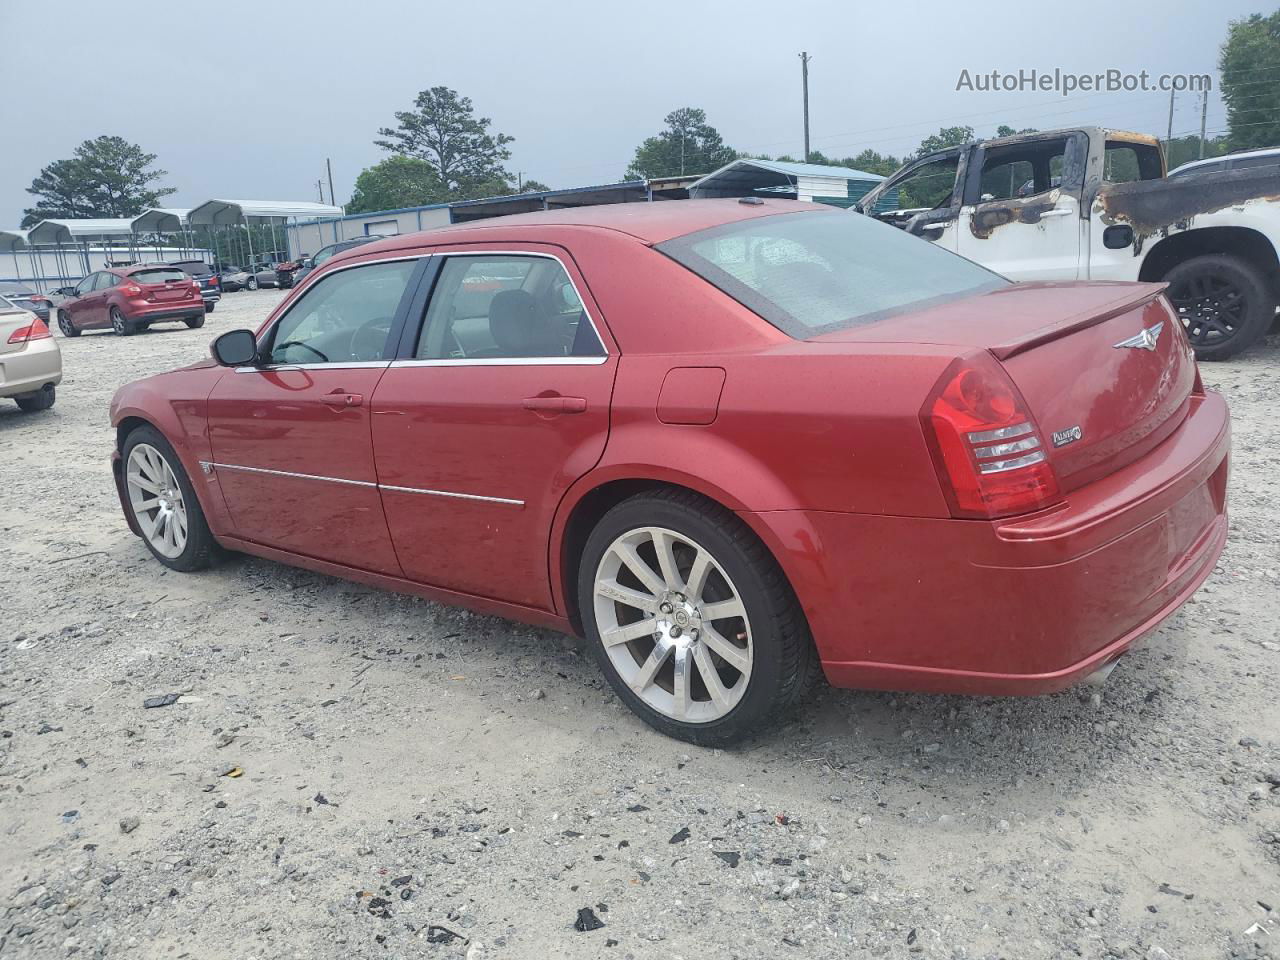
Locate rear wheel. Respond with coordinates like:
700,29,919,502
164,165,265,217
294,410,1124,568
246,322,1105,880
579,489,818,745
1164,254,1274,361
110,307,134,336
15,384,55,412
121,425,216,571
204,302,215,314
186,314,205,329
56,310,79,337
246,277,258,291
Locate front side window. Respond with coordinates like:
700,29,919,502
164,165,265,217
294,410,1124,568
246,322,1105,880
890,155,960,210
1104,141,1164,183
75,274,98,296
416,255,605,360
264,259,416,365
973,138,1069,202
658,210,1007,338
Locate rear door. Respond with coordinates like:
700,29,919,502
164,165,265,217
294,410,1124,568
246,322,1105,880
206,255,424,573
370,247,616,611
954,132,1086,281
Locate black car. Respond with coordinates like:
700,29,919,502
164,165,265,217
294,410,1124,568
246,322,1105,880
0,283,52,323
286,236,385,286
168,260,222,312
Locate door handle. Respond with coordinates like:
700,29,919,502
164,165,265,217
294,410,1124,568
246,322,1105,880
1038,207,1074,218
320,392,363,408
522,395,587,414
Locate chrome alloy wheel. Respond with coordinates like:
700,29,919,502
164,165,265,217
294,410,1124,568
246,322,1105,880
593,526,753,723
126,443,188,559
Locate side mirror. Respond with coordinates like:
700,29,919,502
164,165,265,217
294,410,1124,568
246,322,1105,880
56,286,76,296
211,329,258,367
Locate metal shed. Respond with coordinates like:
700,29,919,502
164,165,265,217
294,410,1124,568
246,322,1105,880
188,199,343,267
686,158,889,209
26,218,139,280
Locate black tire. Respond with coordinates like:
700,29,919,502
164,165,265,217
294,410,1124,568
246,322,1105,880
57,310,79,337
15,384,55,412
246,277,258,291
204,302,215,314
110,307,134,337
120,424,218,572
578,488,820,746
186,314,205,329
1164,254,1275,361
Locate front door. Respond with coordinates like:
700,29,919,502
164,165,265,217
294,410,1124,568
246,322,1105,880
862,150,963,252
206,256,422,574
66,272,104,328
371,249,616,611
953,133,1085,282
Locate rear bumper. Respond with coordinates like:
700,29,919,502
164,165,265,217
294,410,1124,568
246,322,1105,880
126,304,205,323
200,290,221,303
754,391,1231,695
0,337,62,398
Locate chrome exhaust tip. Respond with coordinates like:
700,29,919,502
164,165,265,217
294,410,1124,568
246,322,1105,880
1083,658,1120,688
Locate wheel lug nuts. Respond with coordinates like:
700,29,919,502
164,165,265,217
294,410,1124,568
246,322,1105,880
690,629,699,640
660,602,673,614
670,626,682,638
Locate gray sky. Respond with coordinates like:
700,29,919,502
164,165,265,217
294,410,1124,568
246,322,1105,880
0,0,1259,226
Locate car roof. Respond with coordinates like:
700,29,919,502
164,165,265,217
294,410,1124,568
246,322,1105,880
331,198,826,267
1171,146,1280,174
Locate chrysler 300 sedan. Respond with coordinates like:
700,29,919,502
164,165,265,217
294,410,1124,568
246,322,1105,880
108,199,1229,744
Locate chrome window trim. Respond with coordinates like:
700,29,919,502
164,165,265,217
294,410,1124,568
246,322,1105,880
413,248,611,365
204,461,523,506
248,254,426,369
234,360,391,373
390,356,607,368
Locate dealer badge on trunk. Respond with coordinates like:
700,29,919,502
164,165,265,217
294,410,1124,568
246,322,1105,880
1052,425,1083,448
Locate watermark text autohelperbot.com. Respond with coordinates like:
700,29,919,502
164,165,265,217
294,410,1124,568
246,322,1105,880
956,69,1212,97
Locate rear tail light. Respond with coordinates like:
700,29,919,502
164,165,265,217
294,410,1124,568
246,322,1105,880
921,352,1062,519
8,319,51,344
29,295,50,304
192,279,202,290
122,283,143,296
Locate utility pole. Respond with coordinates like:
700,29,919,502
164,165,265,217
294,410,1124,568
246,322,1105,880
317,179,324,203
1166,88,1175,147
326,158,336,209
800,52,812,162
517,171,524,191
1199,88,1209,159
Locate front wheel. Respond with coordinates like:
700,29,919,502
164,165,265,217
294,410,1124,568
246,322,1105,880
246,277,258,291
1164,254,1274,361
186,314,205,329
57,310,79,337
578,489,818,746
110,307,134,336
121,426,217,571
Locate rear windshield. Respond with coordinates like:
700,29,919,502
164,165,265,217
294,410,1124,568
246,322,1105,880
657,210,1007,338
133,268,189,285
171,262,212,277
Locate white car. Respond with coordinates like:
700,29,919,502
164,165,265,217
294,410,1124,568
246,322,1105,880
0,296,60,412
1169,146,1280,179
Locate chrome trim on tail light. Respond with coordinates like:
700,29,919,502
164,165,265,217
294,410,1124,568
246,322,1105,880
966,421,1033,444
972,435,1041,459
977,450,1047,474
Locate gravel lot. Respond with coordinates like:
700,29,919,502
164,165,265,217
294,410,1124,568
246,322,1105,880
2,289,1278,960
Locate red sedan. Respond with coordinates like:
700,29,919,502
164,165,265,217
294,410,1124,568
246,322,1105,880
108,200,1229,744
55,264,206,337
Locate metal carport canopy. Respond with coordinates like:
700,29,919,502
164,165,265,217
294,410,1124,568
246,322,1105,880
26,219,137,244
132,208,191,233
188,200,343,225
0,229,26,252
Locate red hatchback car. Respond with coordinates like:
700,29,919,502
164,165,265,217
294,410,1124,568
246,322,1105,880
108,200,1229,744
56,264,206,337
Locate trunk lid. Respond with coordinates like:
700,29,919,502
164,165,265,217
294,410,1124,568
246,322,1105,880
816,281,1198,489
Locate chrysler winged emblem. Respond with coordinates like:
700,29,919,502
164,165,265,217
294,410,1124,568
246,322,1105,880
1113,321,1164,352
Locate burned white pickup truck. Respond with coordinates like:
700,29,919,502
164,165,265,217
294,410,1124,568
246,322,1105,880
855,127,1280,359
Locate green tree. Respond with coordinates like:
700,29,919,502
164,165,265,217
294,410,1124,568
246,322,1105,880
995,125,1038,138
348,156,447,214
22,136,175,227
841,148,902,177
626,108,738,179
375,86,515,198
913,126,975,158
1219,9,1280,150
1165,133,1231,171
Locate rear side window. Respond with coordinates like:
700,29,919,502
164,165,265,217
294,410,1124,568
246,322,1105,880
1233,154,1279,170
132,268,188,285
1103,141,1164,183
416,255,605,360
658,211,1007,338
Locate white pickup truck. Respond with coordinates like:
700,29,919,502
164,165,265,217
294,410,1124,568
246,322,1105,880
855,127,1280,359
